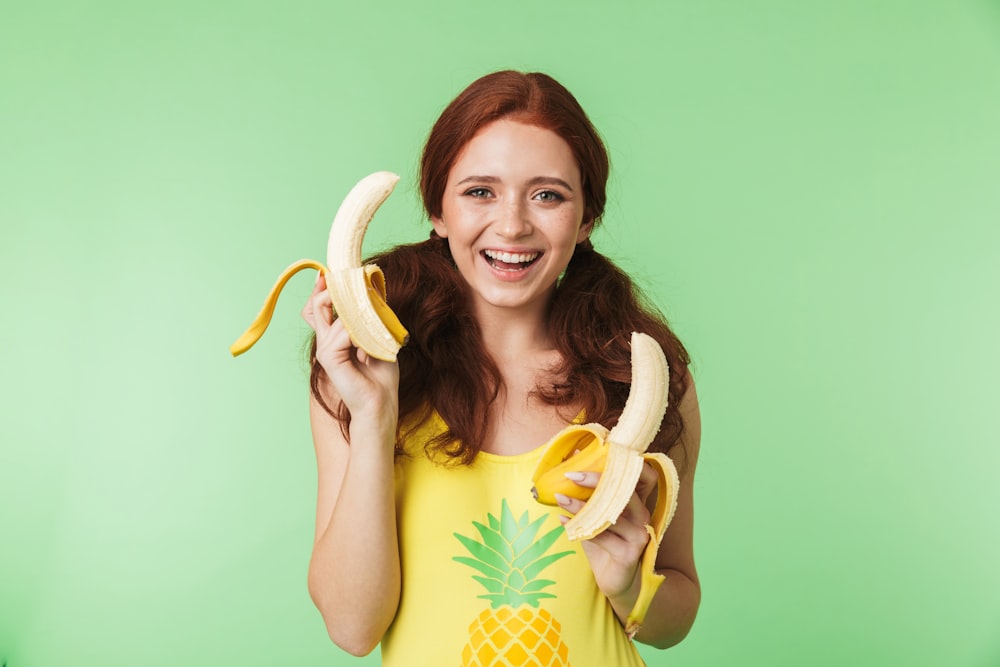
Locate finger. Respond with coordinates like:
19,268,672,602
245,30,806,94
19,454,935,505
556,471,644,521
585,495,652,551
313,311,347,353
620,488,652,528
634,461,659,505
355,342,400,376
562,484,651,543
310,288,335,335
366,351,401,388
580,524,650,578
554,493,585,516
301,272,328,328
323,317,354,355
563,471,599,489
564,463,656,504
583,518,649,552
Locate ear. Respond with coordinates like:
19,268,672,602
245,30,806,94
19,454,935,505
431,215,448,239
576,218,595,244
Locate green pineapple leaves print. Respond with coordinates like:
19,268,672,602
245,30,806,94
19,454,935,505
453,499,575,667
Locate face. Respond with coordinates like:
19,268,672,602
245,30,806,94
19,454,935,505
431,119,592,318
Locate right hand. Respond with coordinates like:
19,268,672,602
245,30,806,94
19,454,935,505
302,272,400,425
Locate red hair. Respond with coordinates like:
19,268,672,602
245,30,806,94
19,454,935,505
421,70,609,227
311,71,691,467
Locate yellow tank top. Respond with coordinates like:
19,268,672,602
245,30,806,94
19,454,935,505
381,412,647,667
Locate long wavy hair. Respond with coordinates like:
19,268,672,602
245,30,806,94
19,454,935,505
310,70,691,466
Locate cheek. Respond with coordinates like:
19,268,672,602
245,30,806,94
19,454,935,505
559,210,589,246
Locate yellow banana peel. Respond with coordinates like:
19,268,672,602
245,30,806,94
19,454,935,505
230,171,409,362
531,424,610,505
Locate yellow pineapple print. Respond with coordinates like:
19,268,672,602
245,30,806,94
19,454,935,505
453,499,574,666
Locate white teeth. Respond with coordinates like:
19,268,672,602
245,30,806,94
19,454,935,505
484,249,539,264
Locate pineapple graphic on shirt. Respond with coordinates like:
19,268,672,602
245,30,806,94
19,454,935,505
453,499,575,667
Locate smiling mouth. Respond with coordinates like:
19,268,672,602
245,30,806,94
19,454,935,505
482,249,541,271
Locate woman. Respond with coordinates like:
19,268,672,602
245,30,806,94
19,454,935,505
301,70,701,665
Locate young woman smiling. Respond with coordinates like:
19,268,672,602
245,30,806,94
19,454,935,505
301,70,701,666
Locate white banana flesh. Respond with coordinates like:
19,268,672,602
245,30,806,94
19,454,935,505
563,332,672,541
230,171,408,361
324,171,407,361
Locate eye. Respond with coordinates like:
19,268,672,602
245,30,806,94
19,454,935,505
464,187,492,199
534,190,565,203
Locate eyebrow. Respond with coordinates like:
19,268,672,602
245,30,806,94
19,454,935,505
455,175,575,192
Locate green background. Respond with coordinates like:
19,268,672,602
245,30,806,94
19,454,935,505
2,1,999,665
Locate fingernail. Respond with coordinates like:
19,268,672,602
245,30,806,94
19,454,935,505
564,472,586,482
554,493,571,507
558,515,569,525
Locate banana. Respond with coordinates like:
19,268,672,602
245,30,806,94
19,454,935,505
530,331,680,638
230,171,409,362
531,424,609,505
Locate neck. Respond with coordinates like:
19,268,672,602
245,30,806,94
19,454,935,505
474,300,554,362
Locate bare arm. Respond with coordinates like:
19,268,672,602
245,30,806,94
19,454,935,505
303,274,401,656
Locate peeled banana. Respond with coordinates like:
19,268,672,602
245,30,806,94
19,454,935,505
530,331,680,638
230,171,409,362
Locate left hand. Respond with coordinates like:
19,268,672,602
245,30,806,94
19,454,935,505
555,461,659,604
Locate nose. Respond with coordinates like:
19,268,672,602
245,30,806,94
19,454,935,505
496,197,532,239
